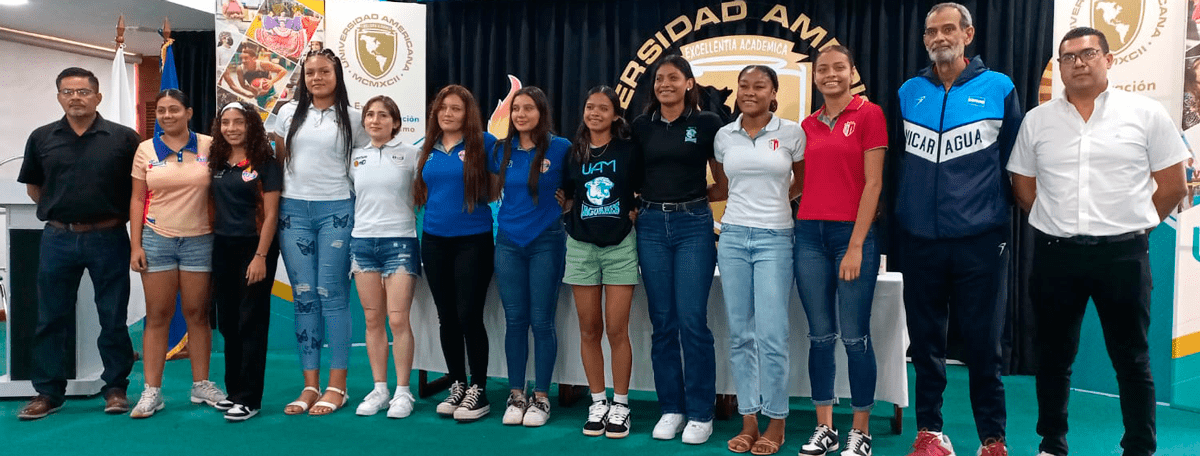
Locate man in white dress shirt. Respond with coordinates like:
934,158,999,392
1006,27,1188,456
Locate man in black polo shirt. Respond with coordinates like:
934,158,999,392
16,67,140,420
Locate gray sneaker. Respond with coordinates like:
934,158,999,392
130,386,164,419
189,380,228,408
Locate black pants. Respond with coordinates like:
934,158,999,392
1032,231,1155,456
212,235,279,410
901,226,1009,443
421,231,493,388
33,224,134,404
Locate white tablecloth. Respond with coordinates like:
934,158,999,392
410,271,908,408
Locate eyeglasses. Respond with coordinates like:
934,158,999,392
58,88,95,97
1058,48,1104,65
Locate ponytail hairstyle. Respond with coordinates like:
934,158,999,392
571,85,630,166
737,65,780,112
499,86,553,204
413,85,492,212
280,49,353,169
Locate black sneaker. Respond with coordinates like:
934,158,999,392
582,400,608,436
452,384,490,422
436,381,466,417
798,424,839,455
605,402,631,439
842,429,872,456
224,404,259,422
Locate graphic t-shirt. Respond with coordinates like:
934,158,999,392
562,138,640,247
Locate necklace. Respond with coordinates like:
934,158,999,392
589,142,610,158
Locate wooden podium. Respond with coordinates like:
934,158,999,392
0,182,105,397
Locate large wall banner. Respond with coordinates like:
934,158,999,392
326,1,427,146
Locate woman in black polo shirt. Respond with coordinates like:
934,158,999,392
208,101,282,421
631,54,726,445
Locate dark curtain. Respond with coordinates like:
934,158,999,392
420,0,1052,374
172,30,217,136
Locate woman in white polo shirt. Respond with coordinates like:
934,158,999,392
272,49,368,416
714,65,805,455
348,95,422,419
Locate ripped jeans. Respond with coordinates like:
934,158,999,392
793,220,879,411
278,197,354,371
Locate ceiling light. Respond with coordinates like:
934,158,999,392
0,0,30,6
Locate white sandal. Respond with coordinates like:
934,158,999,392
309,386,348,416
284,386,320,415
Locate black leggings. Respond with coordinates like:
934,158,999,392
421,231,493,387
212,235,279,409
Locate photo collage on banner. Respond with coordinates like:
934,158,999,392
216,0,325,125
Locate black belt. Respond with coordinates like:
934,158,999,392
642,197,708,212
1036,229,1147,246
47,219,124,233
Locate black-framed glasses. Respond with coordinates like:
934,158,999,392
1058,48,1104,65
58,88,95,97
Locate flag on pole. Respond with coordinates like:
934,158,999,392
104,44,148,327
158,38,191,360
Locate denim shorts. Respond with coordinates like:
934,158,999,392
350,237,422,278
141,226,214,273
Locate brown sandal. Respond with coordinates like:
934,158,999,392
727,433,758,453
750,435,784,456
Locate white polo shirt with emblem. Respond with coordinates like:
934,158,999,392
349,136,421,238
273,100,369,201
714,113,806,230
1006,88,1190,237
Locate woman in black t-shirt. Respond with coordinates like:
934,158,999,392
208,101,283,421
561,86,640,438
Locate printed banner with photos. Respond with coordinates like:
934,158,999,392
216,0,325,126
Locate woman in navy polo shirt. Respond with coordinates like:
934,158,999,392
272,49,368,416
716,65,805,455
349,95,422,419
208,101,282,421
413,85,497,422
490,87,570,428
794,46,886,456
631,54,726,444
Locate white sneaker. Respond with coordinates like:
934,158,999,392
582,400,609,436
387,390,414,419
841,429,872,456
522,395,551,427
502,390,527,425
1036,453,1056,456
652,413,687,440
681,420,713,444
799,424,840,455
130,385,164,419
224,403,259,421
356,387,390,416
189,380,228,408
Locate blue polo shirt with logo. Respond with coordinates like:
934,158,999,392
421,132,497,237
488,134,570,246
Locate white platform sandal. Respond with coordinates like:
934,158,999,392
309,386,348,416
284,386,321,415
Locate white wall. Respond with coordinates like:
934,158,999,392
0,39,138,183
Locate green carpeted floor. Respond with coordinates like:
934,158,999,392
1,347,1199,456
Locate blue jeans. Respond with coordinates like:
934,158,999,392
495,221,566,392
636,204,716,421
278,197,354,371
717,223,793,419
794,220,880,411
33,224,134,403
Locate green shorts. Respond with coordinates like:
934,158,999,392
563,231,639,286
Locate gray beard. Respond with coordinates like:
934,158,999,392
928,47,960,64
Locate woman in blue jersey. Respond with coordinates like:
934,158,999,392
491,87,570,428
349,95,422,419
272,49,367,416
413,85,497,422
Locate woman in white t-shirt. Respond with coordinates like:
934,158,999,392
714,65,805,455
272,49,367,416
347,95,421,419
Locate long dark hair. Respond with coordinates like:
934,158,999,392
280,49,353,168
413,85,492,212
571,86,630,166
210,101,273,171
499,86,553,204
644,54,700,115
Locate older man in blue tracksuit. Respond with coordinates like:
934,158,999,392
895,4,1023,456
